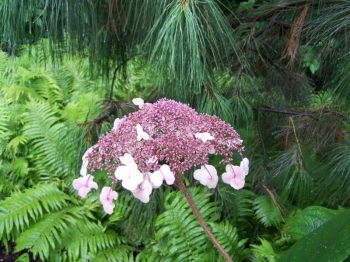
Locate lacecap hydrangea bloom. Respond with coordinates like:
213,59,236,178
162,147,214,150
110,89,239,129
73,98,249,213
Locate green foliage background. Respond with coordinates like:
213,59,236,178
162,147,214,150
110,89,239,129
1,0,350,261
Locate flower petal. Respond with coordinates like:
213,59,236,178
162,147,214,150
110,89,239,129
112,118,123,131
240,158,249,176
160,164,175,185
132,98,144,109
194,165,218,189
203,165,218,189
231,178,245,190
78,187,92,198
119,153,136,167
222,164,246,190
131,180,152,203
136,124,149,141
80,159,88,176
72,176,86,190
122,178,140,191
195,132,214,143
100,187,118,214
149,171,163,188
114,165,130,180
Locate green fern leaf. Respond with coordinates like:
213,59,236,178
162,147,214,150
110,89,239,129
250,238,278,262
253,196,282,227
15,206,85,260
0,183,71,241
22,100,77,178
152,187,218,260
209,221,248,262
64,221,132,262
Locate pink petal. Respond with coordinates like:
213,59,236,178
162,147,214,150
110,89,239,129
87,180,98,190
114,165,130,180
231,178,245,190
195,132,214,142
72,176,86,190
103,202,115,214
132,180,152,203
78,187,91,198
222,164,246,190
100,187,118,214
203,165,218,188
193,169,204,181
132,98,144,109
136,124,150,141
149,171,163,188
80,159,88,176
112,118,123,131
122,178,139,191
222,171,232,184
160,165,175,185
119,153,136,166
240,158,249,176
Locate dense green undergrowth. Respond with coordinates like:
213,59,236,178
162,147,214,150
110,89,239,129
0,45,349,261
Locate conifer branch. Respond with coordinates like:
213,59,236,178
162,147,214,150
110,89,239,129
175,175,233,262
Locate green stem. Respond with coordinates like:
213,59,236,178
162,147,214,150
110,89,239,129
175,176,233,262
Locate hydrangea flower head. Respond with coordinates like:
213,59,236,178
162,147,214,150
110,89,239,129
74,98,247,212
87,98,243,175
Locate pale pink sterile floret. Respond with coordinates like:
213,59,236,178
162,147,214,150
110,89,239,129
80,159,88,177
146,171,164,188
222,164,246,190
114,165,144,191
119,153,137,168
100,186,118,214
132,98,145,109
136,124,150,141
193,165,218,189
195,132,214,143
72,175,98,198
112,118,123,131
80,146,95,176
240,158,249,176
131,180,153,203
152,164,175,185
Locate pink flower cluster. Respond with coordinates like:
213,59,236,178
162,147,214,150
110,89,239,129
72,98,249,214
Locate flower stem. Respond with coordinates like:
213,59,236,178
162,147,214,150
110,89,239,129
175,176,233,262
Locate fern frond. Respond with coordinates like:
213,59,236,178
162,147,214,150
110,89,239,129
0,183,71,241
22,100,77,178
250,238,278,262
209,221,248,262
216,185,255,225
91,244,135,262
15,206,85,261
151,187,218,260
253,196,283,227
0,97,10,141
104,192,132,226
64,221,131,262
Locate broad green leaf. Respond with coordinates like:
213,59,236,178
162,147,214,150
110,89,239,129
278,209,350,262
283,206,340,241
